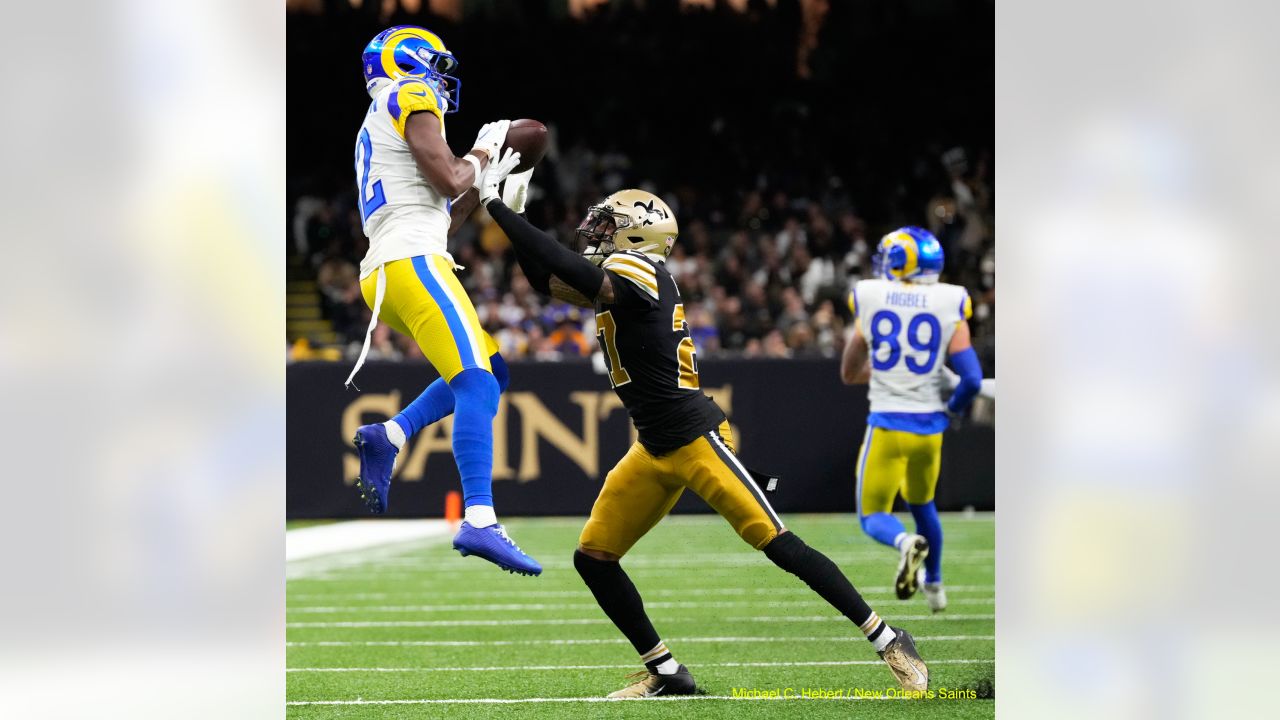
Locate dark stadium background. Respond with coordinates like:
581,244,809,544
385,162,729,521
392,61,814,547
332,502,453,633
285,0,994,518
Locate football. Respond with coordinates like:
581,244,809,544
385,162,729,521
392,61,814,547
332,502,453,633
502,118,548,173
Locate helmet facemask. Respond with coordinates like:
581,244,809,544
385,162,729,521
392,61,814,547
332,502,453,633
575,205,622,265
408,47,461,111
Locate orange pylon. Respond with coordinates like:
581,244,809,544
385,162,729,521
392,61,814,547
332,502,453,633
444,490,462,528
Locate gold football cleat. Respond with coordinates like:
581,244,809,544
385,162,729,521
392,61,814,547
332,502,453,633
879,626,929,692
606,665,698,698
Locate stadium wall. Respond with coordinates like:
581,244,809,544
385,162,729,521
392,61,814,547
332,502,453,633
287,359,994,518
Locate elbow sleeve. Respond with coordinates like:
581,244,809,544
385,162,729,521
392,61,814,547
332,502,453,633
946,347,983,414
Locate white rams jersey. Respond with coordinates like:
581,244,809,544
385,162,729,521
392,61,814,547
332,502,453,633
850,278,973,416
354,77,453,279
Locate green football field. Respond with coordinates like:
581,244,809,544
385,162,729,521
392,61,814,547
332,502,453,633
287,514,994,719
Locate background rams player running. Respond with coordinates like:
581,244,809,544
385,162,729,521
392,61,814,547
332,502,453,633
842,226,990,612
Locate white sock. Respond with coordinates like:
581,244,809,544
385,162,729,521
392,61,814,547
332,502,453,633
653,658,679,675
893,532,908,550
872,625,897,652
382,421,406,450
465,505,497,528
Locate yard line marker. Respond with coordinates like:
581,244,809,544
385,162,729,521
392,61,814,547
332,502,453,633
286,585,995,601
286,634,992,647
287,614,992,629
288,598,995,613
726,614,994,623
298,556,995,576
287,694,914,706
293,566,994,581
286,659,993,672
289,619,607,628
359,550,994,569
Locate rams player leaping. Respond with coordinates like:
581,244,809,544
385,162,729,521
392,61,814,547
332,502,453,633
343,26,540,575
478,151,928,697
839,227,985,611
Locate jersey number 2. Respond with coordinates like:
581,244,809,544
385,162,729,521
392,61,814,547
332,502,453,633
868,310,941,375
672,304,700,389
594,304,700,390
355,128,386,223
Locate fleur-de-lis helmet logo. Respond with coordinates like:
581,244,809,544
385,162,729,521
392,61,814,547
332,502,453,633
634,200,668,227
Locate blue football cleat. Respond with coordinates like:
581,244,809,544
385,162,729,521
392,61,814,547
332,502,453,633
453,522,542,576
352,424,398,514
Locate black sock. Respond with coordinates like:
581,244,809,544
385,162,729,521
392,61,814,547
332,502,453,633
573,550,673,671
763,531,892,645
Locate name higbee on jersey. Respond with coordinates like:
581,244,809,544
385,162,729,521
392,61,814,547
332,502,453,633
883,289,931,310
596,250,723,455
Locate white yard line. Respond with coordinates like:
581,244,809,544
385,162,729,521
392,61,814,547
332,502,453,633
726,614,994,623
287,635,993,647
288,694,917,706
296,568,995,581
286,520,453,562
288,598,995,613
294,564,996,581
350,553,995,571
287,614,992,629
287,658,993,672
287,584,995,601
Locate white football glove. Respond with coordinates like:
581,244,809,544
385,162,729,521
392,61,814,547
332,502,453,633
479,148,523,204
501,167,535,213
470,119,511,163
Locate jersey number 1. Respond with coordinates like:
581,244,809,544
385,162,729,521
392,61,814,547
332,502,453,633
355,128,386,223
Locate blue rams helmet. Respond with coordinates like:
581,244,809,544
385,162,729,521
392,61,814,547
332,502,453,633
874,226,944,282
361,26,461,112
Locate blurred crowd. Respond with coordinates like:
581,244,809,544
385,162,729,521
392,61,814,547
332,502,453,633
287,0,994,368
290,141,993,365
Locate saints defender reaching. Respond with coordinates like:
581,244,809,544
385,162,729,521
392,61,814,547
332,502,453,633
840,227,985,611
344,26,539,575
478,151,928,697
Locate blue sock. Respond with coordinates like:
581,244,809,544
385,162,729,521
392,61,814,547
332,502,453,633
448,367,500,508
860,512,906,549
391,378,453,438
909,501,943,583
392,353,509,439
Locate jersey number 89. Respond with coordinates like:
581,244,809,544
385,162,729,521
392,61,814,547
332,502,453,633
868,309,941,375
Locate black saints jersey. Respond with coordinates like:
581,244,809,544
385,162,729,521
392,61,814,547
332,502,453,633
595,250,725,455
